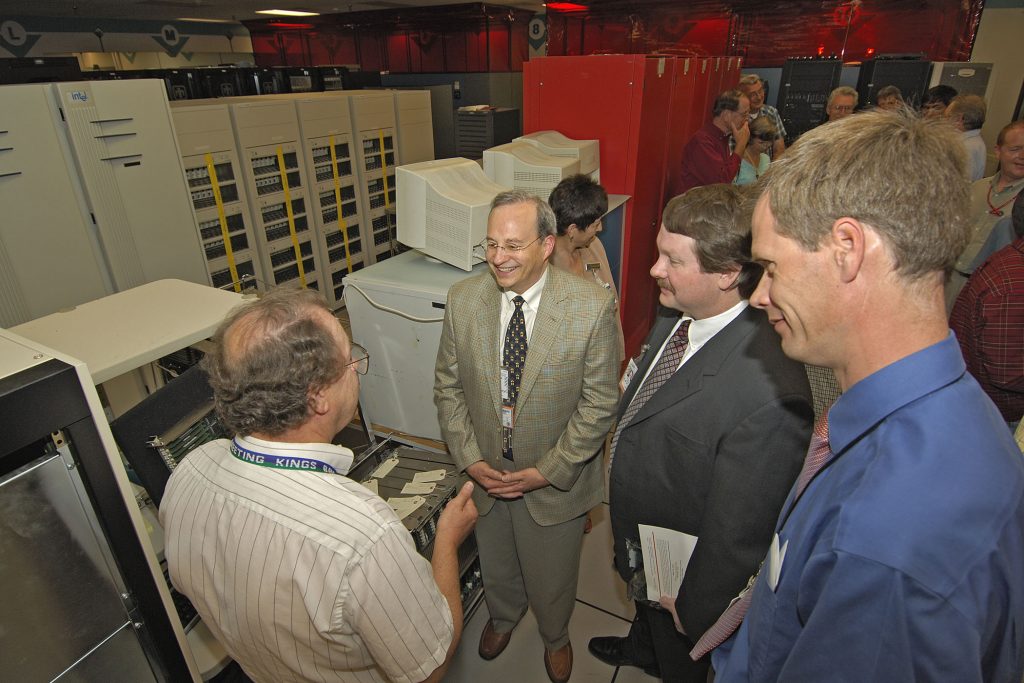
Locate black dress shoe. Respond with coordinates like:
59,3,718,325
587,635,661,677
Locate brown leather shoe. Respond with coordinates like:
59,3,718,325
544,642,573,683
478,619,512,660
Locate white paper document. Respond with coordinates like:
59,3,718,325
412,469,447,483
401,482,436,495
638,524,699,602
387,496,425,520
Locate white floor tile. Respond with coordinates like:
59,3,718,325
576,504,633,621
444,599,630,682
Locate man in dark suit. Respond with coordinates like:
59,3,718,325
588,184,813,682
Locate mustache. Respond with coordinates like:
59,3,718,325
655,278,672,291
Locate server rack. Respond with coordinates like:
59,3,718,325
393,90,435,165
343,91,401,265
170,103,263,293
0,330,198,682
776,58,843,144
455,107,520,159
54,80,208,293
292,94,369,307
0,83,112,328
523,55,742,358
856,56,932,109
227,100,324,293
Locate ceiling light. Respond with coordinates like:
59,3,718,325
176,17,239,23
255,9,321,16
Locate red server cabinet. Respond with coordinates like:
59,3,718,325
524,54,675,358
663,56,742,199
524,54,740,358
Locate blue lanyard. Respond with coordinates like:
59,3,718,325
230,439,338,474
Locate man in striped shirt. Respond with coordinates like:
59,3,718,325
161,288,477,683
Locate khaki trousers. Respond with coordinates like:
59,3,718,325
475,497,586,650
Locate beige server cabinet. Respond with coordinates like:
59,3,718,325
170,103,263,294
54,80,208,292
0,84,112,328
227,99,325,294
393,90,435,166
292,95,369,307
342,91,400,265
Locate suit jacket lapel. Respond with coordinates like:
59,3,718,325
473,276,502,414
629,306,760,427
620,313,679,416
517,266,564,408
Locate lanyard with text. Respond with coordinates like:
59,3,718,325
230,439,339,474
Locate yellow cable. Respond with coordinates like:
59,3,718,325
378,130,391,209
276,146,307,288
204,153,240,293
328,134,354,273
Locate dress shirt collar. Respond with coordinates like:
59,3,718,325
502,265,548,311
686,300,748,354
989,173,1024,196
962,129,982,140
702,120,731,140
828,333,966,455
234,434,356,475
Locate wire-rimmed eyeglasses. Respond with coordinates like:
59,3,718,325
346,343,370,375
475,235,543,257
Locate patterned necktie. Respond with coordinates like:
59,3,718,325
609,320,691,465
502,296,527,461
689,412,832,661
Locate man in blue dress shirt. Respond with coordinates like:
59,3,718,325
710,109,1024,681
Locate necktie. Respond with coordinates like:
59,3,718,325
689,413,832,661
502,296,527,461
609,320,691,465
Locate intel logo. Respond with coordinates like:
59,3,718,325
69,91,88,102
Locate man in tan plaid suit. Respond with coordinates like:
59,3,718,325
434,190,620,683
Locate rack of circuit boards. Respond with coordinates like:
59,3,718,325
349,436,484,617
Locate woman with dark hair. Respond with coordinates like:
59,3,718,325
549,174,624,357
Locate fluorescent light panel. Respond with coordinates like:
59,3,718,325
255,9,321,16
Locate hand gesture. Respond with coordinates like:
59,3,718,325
436,481,478,546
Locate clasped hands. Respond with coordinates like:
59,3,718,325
466,460,548,499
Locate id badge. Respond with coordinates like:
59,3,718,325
620,357,638,393
500,365,510,402
501,404,514,429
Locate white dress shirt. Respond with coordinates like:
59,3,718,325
499,266,548,355
636,300,748,389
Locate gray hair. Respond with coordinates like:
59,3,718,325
827,86,859,108
948,95,986,131
203,287,345,436
490,190,557,238
738,74,763,88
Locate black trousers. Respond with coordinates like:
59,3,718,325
629,601,711,683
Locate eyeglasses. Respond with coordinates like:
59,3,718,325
830,105,854,113
345,343,369,376
477,235,543,256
